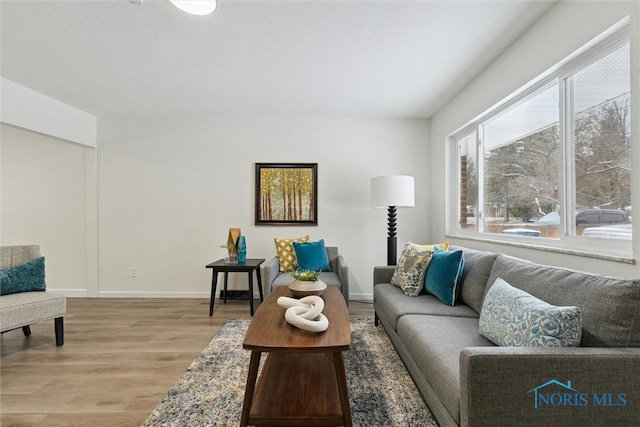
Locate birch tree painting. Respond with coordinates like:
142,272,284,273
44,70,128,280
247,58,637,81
255,163,318,225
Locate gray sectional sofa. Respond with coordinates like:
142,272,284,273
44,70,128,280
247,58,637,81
374,245,640,427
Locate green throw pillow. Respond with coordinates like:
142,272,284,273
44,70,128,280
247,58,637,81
0,257,47,296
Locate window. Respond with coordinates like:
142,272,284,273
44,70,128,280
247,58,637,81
570,43,631,237
483,83,560,237
451,27,632,257
457,130,477,230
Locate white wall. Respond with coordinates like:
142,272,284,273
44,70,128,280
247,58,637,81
1,123,98,295
429,0,640,278
98,117,429,299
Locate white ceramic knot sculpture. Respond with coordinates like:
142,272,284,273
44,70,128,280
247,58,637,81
277,295,329,332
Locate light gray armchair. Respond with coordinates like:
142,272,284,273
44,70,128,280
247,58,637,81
261,246,349,304
0,245,66,346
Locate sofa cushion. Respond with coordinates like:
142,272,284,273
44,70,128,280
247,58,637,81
0,291,66,332
480,278,582,347
486,255,640,347
293,239,331,272
0,245,41,270
450,246,499,314
374,283,478,330
425,248,464,306
274,235,310,272
391,242,433,297
397,314,494,424
0,257,46,296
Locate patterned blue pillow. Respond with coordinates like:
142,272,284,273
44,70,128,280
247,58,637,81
479,278,582,347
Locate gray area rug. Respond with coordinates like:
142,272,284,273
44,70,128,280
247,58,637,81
142,318,436,426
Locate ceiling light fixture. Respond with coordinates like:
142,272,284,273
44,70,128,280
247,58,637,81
169,0,217,16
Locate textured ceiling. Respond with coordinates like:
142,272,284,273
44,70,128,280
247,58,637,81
1,0,555,118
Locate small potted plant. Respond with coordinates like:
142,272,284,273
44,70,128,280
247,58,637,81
288,269,327,297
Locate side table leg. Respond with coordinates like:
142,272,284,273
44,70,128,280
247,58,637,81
240,351,262,427
334,352,353,427
209,270,219,316
223,272,229,303
256,268,264,302
248,271,255,316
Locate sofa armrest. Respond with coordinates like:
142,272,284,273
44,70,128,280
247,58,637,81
460,346,640,426
336,255,349,304
260,256,280,297
373,266,395,285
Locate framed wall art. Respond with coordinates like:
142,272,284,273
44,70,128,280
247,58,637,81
255,163,318,226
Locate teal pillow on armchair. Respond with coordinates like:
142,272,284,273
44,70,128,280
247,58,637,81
293,239,331,272
0,256,47,296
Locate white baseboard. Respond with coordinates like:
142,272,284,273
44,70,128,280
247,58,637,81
48,288,92,297
97,291,210,298
349,293,373,302
61,290,374,301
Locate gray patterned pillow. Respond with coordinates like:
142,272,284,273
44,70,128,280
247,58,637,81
390,242,433,297
479,278,582,347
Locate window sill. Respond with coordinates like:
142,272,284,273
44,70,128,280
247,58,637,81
446,233,636,265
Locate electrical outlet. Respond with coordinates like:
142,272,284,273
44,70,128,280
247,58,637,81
131,266,138,277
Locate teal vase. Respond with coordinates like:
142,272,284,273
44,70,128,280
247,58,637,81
237,236,247,263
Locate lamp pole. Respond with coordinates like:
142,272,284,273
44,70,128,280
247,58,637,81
387,206,397,266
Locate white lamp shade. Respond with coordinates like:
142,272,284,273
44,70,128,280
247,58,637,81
370,175,415,208
170,0,217,15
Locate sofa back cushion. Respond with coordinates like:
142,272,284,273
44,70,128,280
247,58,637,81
450,246,499,313
1,245,41,269
486,255,640,347
326,246,339,272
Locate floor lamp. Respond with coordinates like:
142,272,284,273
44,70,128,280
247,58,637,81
370,175,415,266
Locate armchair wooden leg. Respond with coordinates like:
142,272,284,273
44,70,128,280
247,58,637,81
22,325,31,337
55,317,64,347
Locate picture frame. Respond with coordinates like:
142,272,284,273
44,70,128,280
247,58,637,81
255,163,318,226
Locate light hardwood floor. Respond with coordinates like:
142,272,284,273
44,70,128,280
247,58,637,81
1,297,374,427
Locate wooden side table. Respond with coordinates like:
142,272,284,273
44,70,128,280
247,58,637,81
205,258,265,316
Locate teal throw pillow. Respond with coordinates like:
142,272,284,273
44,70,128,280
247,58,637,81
293,239,331,272
424,248,464,306
0,257,47,296
479,278,582,347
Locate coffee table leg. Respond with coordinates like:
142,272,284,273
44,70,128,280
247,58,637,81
240,351,262,427
334,352,353,427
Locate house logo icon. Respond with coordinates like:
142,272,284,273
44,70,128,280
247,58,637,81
528,379,578,409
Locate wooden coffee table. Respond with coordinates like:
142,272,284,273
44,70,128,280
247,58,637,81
240,286,352,427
